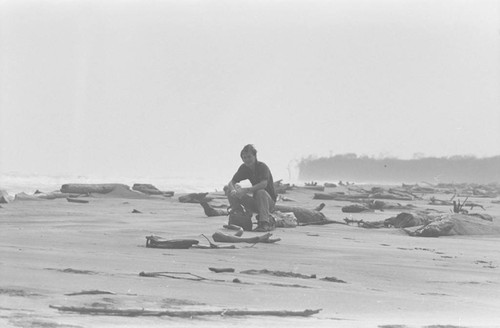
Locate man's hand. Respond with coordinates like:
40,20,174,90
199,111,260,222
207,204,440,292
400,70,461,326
234,188,248,199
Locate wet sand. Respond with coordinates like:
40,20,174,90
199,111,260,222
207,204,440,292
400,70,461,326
1,185,499,328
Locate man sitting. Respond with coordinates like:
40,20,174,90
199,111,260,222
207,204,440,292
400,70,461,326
225,144,277,232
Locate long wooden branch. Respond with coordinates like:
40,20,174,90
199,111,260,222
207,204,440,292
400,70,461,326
298,220,346,226
49,305,321,317
212,231,281,244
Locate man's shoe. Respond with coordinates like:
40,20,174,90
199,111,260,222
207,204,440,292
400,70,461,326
253,220,275,232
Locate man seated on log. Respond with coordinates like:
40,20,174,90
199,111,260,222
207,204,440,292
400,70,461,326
225,144,277,232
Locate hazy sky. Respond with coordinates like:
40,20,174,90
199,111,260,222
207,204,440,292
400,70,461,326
1,0,499,182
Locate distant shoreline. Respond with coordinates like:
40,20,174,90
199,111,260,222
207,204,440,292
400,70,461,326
298,155,500,184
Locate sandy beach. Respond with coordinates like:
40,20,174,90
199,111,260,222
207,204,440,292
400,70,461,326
1,183,500,328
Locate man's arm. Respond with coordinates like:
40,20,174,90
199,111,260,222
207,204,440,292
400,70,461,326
226,180,239,195
242,180,267,194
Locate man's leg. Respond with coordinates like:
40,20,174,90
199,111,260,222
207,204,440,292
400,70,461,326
254,190,275,224
226,192,257,231
227,192,256,214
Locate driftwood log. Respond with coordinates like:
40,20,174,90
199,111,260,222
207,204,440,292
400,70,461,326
60,184,129,194
132,184,174,197
66,197,89,204
341,204,370,213
65,290,115,296
299,220,346,226
313,193,369,201
178,193,212,203
212,231,280,244
297,185,325,192
209,267,235,273
200,202,228,217
274,204,326,224
49,305,321,317
145,236,199,249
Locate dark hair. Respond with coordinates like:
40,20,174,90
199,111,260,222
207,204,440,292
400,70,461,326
240,144,257,157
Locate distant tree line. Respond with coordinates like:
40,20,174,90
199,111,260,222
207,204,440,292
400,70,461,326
297,154,500,184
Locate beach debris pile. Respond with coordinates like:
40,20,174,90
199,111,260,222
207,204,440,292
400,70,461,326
345,211,500,237
145,226,281,249
3,183,176,201
314,185,416,201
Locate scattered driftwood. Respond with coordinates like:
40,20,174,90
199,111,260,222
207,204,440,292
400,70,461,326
66,197,89,204
315,186,415,202
429,197,485,211
45,268,98,275
428,197,454,206
209,267,235,273
313,193,368,201
320,277,347,283
345,212,433,229
65,290,115,296
145,236,199,249
388,188,421,200
348,212,500,237
49,305,321,317
200,202,228,217
344,200,416,211
298,185,325,192
192,244,236,250
402,183,437,194
139,271,219,281
370,192,413,201
178,193,212,203
240,269,316,279
212,232,280,244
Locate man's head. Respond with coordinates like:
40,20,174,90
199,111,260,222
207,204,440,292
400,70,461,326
240,144,257,167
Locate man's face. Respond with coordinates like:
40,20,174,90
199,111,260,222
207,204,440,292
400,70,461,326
241,151,256,167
